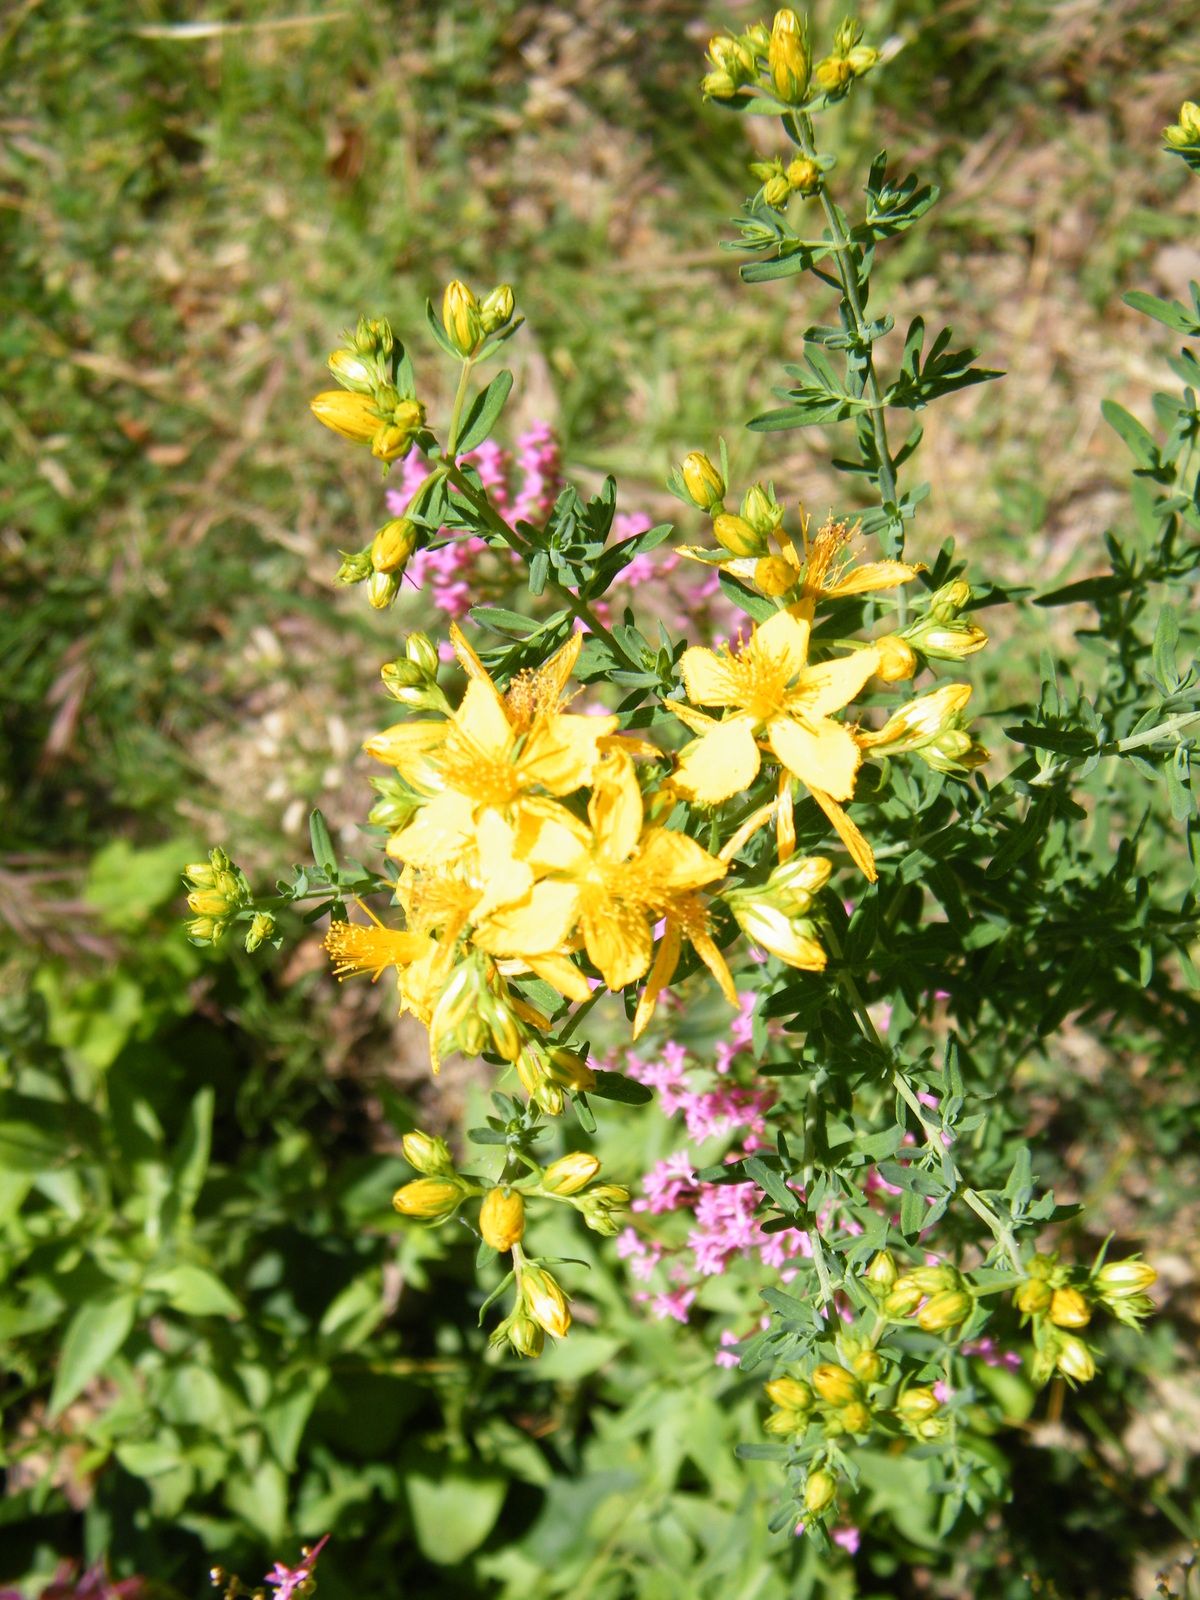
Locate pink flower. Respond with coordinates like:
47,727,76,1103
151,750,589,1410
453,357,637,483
832,1526,861,1554
714,1328,741,1368
265,1537,328,1600
651,1286,696,1323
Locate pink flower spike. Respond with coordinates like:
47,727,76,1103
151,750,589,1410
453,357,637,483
265,1537,329,1600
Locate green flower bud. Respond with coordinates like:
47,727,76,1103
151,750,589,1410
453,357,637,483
542,1152,601,1195
917,1288,973,1333
443,280,482,356
1015,1277,1053,1315
681,451,725,511
402,1130,454,1175
244,911,275,953
894,1386,940,1423
335,547,374,585
1055,1334,1096,1385
479,283,515,335
405,632,440,676
1095,1258,1157,1299
327,348,375,394
803,1468,836,1517
865,1249,899,1297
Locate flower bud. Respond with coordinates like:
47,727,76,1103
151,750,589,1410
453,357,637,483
1164,101,1200,147
917,1288,973,1333
740,483,782,536
786,157,821,195
811,1363,860,1405
371,398,425,463
1095,1258,1157,1299
894,1386,940,1423
1015,1277,1053,1315
841,1400,872,1435
803,1468,836,1517
310,389,380,442
906,1265,959,1294
367,571,401,610
850,1349,884,1384
751,556,795,596
542,1152,601,1195
507,1309,545,1358
768,9,809,103
371,517,418,575
402,1130,454,1175
874,633,918,683
700,69,737,100
393,1176,467,1222
580,1184,630,1235
244,911,275,953
913,620,988,661
479,1186,526,1252
865,1250,899,1297
916,1413,948,1441
1055,1334,1096,1384
762,173,791,208
929,579,971,618
335,547,374,585
765,1377,813,1412
763,1408,804,1436
188,888,228,918
521,1263,571,1338
859,683,974,756
405,632,440,676
351,316,393,357
846,44,879,76
767,852,832,912
681,451,725,511
479,283,515,335
1049,1287,1092,1329
882,1279,924,1318
744,22,770,54
545,1048,597,1093
726,895,826,970
186,916,219,942
814,55,852,93
709,33,754,77
443,280,482,357
327,348,375,393
184,861,217,887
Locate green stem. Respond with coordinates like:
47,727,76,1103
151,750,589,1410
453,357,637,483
442,462,644,674
445,358,475,456
792,112,907,623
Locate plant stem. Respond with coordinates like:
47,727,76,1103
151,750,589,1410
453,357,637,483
441,461,644,673
445,358,475,456
792,112,907,622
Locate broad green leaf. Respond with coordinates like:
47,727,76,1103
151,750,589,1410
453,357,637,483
49,1290,138,1418
309,809,337,875
589,1070,652,1105
455,369,514,454
146,1264,241,1319
407,1469,507,1564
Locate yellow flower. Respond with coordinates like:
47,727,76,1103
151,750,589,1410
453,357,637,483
477,753,729,1007
677,515,919,612
670,608,882,878
368,626,617,875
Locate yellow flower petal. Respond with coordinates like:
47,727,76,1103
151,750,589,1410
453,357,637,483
809,787,877,882
582,902,653,990
636,827,726,893
362,721,448,777
475,880,582,958
453,676,515,761
449,620,489,682
588,752,645,862
680,643,743,707
632,918,682,1039
673,714,762,805
386,791,477,867
745,607,811,682
524,950,594,1004
776,770,796,861
473,810,535,919
824,559,921,597
767,714,861,802
793,647,880,719
689,922,739,1004
520,710,616,795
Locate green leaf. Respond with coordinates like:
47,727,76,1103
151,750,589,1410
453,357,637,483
0,1112,63,1173
589,1070,652,1105
146,1264,242,1319
1153,604,1181,692
455,369,514,454
309,809,337,875
407,1469,507,1565
49,1290,139,1418
1123,289,1200,336
1101,399,1159,469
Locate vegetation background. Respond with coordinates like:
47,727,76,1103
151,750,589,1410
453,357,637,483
2,2,1198,1597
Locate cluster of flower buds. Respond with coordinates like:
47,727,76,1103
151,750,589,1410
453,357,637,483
1018,1252,1157,1386
183,849,274,952
870,580,987,684
857,681,989,775
749,153,822,209
763,1326,949,1524
814,17,879,96
513,1042,597,1118
311,315,426,467
867,1253,975,1335
702,11,876,106
380,633,450,715
392,1130,478,1223
441,279,517,360
724,854,831,970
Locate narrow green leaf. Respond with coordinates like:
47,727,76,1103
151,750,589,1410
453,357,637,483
455,369,514,455
309,809,336,875
49,1291,139,1418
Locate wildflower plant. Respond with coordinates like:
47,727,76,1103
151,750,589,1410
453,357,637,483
184,14,1199,1558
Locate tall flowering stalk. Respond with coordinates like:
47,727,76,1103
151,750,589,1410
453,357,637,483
181,14,1200,1556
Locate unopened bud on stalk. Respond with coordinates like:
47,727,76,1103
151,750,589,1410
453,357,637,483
371,517,418,575
545,1047,597,1093
909,619,989,661
327,348,375,393
310,389,380,442
479,1186,526,1252
894,1386,940,1423
479,283,515,334
1055,1334,1096,1384
1015,1277,1053,1316
850,1349,884,1384
765,1377,814,1412
443,280,482,356
402,1130,454,1175
1164,101,1200,148
580,1184,630,1235
741,483,783,536
875,633,919,683
681,451,725,511
846,44,879,76
865,1250,899,1297
762,172,791,208
1049,1287,1092,1329
701,69,737,99
768,9,809,103
763,1407,804,1436
351,316,393,357
371,397,425,464
335,547,374,585
725,893,826,970
1095,1258,1157,1300
803,1468,837,1517
917,1287,973,1333
811,1363,860,1405
815,55,852,93
841,1400,872,1434
244,911,275,952
906,1265,959,1294
786,156,821,195
859,683,974,756
520,1262,571,1338
367,571,401,610
405,632,440,675
542,1152,601,1195
882,1278,925,1318
392,1176,468,1223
